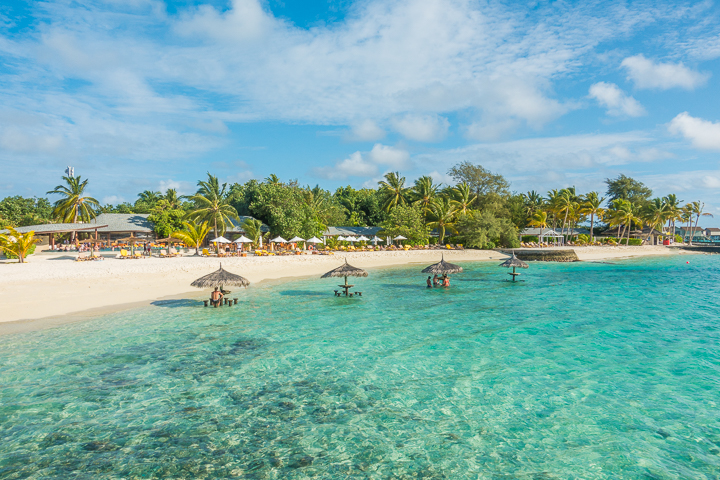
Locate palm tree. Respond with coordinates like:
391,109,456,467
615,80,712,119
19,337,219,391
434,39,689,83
171,221,211,255
411,176,440,215
528,211,548,243
138,190,162,206
186,174,240,247
663,194,683,238
265,174,281,185
242,218,264,247
687,201,713,246
164,189,181,209
450,183,477,216
579,192,605,242
46,175,100,242
552,190,575,236
680,204,693,243
523,190,544,217
426,197,458,243
608,199,642,244
0,227,40,263
378,171,408,212
642,198,670,244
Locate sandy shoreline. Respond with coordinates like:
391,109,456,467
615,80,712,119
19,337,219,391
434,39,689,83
0,245,682,333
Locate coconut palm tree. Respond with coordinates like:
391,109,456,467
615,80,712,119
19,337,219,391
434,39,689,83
411,176,440,215
138,190,162,206
552,190,575,236
0,227,40,263
663,194,683,237
579,192,605,242
186,174,240,246
378,171,408,212
687,201,713,246
164,189,181,209
523,190,544,217
450,182,477,216
171,221,211,255
426,197,458,243
46,175,100,242
265,174,281,185
642,198,670,244
242,218,264,247
608,199,642,244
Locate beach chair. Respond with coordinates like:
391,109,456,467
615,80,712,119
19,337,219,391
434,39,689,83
134,251,143,259
118,249,129,259
160,249,168,258
201,248,209,257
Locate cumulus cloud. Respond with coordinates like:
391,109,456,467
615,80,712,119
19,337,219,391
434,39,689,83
668,112,720,150
621,54,709,90
345,120,385,142
313,144,409,180
588,82,645,117
391,114,450,142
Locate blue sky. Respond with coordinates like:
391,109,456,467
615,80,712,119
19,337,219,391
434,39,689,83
1,0,720,223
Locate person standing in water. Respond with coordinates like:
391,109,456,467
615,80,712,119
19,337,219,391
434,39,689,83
426,276,433,288
433,274,440,287
442,275,450,287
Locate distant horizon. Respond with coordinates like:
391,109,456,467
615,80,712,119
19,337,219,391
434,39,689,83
2,0,720,225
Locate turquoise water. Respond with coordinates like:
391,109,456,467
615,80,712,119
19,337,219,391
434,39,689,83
1,255,720,479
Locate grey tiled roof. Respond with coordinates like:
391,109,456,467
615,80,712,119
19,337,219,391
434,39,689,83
90,214,153,233
519,228,563,237
323,226,383,236
225,216,269,233
0,223,108,235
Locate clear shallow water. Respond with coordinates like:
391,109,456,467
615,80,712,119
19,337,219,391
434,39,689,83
1,256,720,479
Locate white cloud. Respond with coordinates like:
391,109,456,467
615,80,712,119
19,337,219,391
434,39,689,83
391,114,449,142
345,120,385,141
313,144,409,179
102,195,125,205
367,144,409,168
588,82,645,117
621,54,709,90
668,112,720,150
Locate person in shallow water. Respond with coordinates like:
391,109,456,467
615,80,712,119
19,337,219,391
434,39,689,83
211,287,223,306
442,275,450,287
433,274,440,287
427,276,433,288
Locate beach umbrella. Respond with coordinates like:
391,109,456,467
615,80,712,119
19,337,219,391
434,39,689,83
210,236,231,243
191,263,250,293
270,236,287,243
346,236,358,243
357,235,369,241
307,236,324,244
288,236,305,242
421,255,463,275
321,259,368,294
156,237,183,244
79,238,103,244
115,236,147,256
372,236,384,244
336,235,346,241
499,252,529,282
393,235,407,241
234,235,253,243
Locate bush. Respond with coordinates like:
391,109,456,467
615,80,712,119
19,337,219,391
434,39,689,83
522,235,538,243
675,234,683,243
626,238,642,246
576,234,590,244
483,241,496,250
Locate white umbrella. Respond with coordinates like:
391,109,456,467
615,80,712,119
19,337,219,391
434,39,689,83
372,236,385,243
393,235,407,241
357,235,369,241
210,236,231,243
270,236,287,243
346,236,358,243
336,236,346,241
234,235,252,243
288,236,305,242
306,236,324,244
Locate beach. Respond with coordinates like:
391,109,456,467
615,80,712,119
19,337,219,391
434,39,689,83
0,245,680,330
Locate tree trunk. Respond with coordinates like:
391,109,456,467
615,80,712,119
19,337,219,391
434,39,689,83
214,217,219,253
71,206,79,243
590,213,595,243
561,209,568,236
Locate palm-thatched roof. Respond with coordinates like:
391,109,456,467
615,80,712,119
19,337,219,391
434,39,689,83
321,260,368,278
421,256,463,274
499,253,529,269
191,264,250,289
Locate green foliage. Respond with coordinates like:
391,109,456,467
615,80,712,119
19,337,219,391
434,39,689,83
576,234,591,244
186,173,240,238
148,208,186,238
46,175,100,223
0,196,53,227
334,186,386,226
4,244,36,259
0,227,40,263
380,204,429,244
521,235,538,242
605,174,652,206
675,234,682,243
171,221,211,255
484,241,496,250
241,218,264,245
378,172,409,212
456,210,519,249
506,194,528,229
447,161,510,214
101,202,137,214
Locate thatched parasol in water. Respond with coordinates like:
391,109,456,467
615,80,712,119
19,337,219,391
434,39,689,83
421,255,463,275
499,252,528,282
191,263,250,293
322,259,368,293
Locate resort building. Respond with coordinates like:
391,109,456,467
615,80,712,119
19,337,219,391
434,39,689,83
89,213,154,242
519,228,565,244
704,228,720,241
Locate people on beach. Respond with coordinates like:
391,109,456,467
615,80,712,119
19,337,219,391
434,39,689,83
211,287,223,306
426,276,432,288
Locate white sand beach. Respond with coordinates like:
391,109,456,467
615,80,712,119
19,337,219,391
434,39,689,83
0,245,682,330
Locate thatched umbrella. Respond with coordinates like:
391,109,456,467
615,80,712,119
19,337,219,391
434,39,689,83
156,237,183,244
191,263,250,293
421,255,463,275
321,259,368,295
499,252,528,282
115,236,147,255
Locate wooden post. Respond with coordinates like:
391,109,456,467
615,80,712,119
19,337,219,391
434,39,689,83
203,300,209,307
233,298,238,304
50,233,55,249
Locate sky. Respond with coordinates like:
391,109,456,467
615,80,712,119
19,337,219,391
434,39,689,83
1,0,720,223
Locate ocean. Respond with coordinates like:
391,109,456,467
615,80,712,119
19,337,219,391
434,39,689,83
1,255,719,478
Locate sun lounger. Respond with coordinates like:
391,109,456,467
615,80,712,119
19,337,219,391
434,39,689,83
134,251,143,259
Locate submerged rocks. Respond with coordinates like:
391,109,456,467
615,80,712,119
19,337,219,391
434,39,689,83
502,249,579,262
